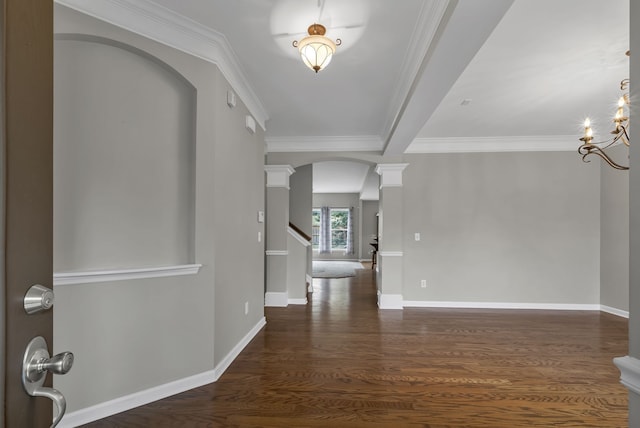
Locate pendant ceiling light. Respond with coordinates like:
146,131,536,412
293,24,341,73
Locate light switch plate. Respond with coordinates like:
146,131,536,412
258,210,264,223
226,90,236,108
245,115,256,134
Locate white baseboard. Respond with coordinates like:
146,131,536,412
402,301,602,311
288,298,308,305
614,356,640,396
264,291,288,307
600,305,629,318
59,317,266,428
214,317,266,379
378,293,404,309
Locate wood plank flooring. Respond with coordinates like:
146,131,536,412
83,266,629,427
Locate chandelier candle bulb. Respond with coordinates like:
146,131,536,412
581,118,593,143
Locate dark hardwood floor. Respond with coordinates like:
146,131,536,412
83,266,629,427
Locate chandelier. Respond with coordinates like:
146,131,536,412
578,52,630,170
293,24,341,73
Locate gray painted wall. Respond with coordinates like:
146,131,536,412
600,144,629,312
360,201,379,261
290,164,312,236
211,65,266,364
289,164,313,278
401,151,601,304
313,193,360,260
54,37,195,271
53,5,264,412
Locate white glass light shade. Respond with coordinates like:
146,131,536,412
297,35,336,73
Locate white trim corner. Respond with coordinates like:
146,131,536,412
213,317,266,380
600,305,629,318
614,356,640,396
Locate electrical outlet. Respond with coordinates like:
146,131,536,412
420,279,427,288
244,301,249,315
258,231,262,242
415,233,421,241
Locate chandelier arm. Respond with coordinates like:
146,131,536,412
582,129,628,150
578,144,629,170
619,125,631,147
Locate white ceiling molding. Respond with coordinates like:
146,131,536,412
405,136,577,154
265,136,384,153
55,0,269,131
380,0,451,141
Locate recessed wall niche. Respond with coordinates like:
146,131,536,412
54,35,196,272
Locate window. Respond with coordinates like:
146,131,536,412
312,207,351,252
330,208,349,250
312,208,321,248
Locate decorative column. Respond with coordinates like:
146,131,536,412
375,164,408,309
264,165,295,307
614,3,640,423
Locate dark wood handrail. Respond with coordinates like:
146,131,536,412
289,222,311,242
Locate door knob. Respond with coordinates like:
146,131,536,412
24,284,55,314
22,336,73,428
38,352,74,376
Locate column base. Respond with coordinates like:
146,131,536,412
378,293,403,310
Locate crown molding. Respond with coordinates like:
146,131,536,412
405,135,577,154
380,0,451,141
265,135,383,153
55,0,268,130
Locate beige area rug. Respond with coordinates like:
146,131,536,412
312,261,364,278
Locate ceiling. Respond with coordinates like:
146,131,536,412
57,0,630,198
